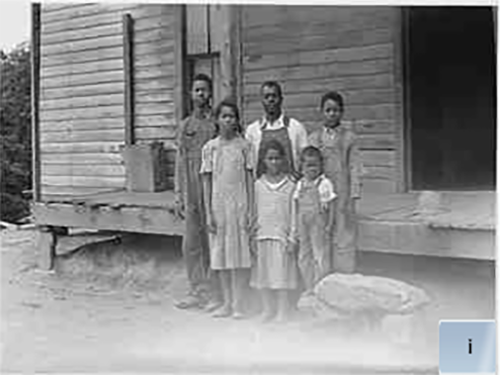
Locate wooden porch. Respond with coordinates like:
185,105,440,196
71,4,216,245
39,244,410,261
33,190,495,263
358,191,495,260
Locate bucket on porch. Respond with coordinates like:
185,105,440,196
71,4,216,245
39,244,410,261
121,142,169,193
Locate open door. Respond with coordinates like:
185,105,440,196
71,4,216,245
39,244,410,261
183,4,233,114
406,7,496,190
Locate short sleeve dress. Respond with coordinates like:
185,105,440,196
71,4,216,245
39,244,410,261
250,176,298,290
200,136,254,270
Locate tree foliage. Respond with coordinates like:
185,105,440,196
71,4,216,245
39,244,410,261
1,44,32,223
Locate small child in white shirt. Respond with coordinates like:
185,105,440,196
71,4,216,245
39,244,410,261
290,146,336,294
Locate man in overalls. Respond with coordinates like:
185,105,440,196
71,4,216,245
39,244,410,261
173,74,220,311
245,81,309,311
245,81,308,180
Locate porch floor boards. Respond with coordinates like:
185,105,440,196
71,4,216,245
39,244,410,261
44,190,176,210
43,189,495,231
359,191,495,231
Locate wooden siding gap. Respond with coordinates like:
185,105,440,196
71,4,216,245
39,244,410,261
242,6,395,28
41,4,139,29
134,25,175,44
243,59,393,84
134,56,175,70
135,115,176,128
41,23,123,46
40,129,126,144
244,73,394,95
135,103,175,116
40,109,125,123
40,118,125,132
41,143,124,154
41,72,124,90
41,3,103,18
41,3,84,13
134,14,176,31
41,175,126,188
41,93,125,109
41,35,124,57
41,47,124,67
244,43,394,71
41,153,124,165
135,77,176,92
43,164,125,177
123,13,135,146
41,58,125,79
244,28,394,55
32,3,42,202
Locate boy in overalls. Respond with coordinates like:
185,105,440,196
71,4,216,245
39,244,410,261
291,146,336,293
174,74,220,311
308,91,363,274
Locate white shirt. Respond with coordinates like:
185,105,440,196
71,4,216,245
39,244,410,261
293,174,336,204
244,113,309,169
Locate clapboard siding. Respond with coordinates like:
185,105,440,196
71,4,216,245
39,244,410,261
41,152,124,165
42,175,126,188
244,73,395,96
40,185,122,198
41,82,124,101
41,129,126,144
39,3,177,198
241,5,400,193
242,6,396,28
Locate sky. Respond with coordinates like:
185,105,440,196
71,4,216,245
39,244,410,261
0,0,30,52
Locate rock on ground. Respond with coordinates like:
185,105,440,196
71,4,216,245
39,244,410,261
314,273,430,316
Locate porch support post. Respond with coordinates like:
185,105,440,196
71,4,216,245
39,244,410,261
174,5,187,123
220,5,241,101
36,226,57,271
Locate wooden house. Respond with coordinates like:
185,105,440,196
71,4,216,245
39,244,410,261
31,4,496,269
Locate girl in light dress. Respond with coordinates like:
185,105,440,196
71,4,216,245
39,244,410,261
250,139,299,323
200,99,255,319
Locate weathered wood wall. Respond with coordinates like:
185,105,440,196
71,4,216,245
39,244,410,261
39,3,177,199
241,6,401,193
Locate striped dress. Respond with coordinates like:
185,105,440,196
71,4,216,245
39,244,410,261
251,175,298,290
200,136,254,270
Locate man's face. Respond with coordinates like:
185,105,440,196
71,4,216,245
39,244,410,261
191,79,211,108
261,85,282,117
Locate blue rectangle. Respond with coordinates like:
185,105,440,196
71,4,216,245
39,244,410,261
439,320,496,374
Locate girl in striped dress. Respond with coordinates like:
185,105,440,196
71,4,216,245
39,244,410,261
251,139,298,323
201,100,255,319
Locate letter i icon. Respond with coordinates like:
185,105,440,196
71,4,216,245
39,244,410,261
469,339,472,354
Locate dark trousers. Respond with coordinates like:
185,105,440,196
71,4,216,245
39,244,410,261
182,205,220,300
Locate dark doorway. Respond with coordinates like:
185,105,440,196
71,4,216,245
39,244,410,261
406,7,496,190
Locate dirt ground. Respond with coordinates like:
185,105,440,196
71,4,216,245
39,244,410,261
1,229,494,374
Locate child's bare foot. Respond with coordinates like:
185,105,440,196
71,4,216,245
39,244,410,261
212,304,232,318
256,311,275,323
232,311,246,320
204,300,223,313
274,312,290,324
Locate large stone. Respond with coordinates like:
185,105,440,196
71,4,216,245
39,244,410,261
313,273,430,315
